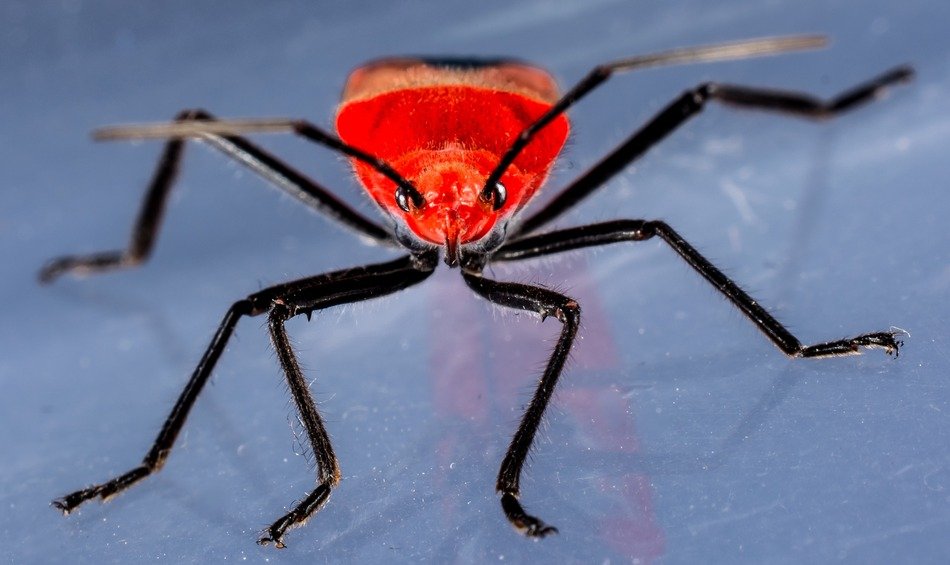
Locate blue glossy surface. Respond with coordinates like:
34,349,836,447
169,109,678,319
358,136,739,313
2,1,947,562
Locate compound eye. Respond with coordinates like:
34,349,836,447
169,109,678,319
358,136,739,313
489,181,507,210
395,185,425,213
395,187,412,212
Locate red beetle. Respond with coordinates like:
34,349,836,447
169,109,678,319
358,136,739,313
44,36,909,548
336,57,568,261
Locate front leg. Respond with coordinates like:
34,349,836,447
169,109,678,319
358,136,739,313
52,252,437,549
462,272,581,537
257,251,438,548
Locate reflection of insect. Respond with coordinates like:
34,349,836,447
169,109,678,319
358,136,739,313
43,36,911,548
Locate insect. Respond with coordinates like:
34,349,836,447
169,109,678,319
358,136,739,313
43,36,911,548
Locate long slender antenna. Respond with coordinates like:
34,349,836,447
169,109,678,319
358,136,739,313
607,35,826,72
94,118,426,209
95,35,829,214
93,118,299,141
480,35,828,207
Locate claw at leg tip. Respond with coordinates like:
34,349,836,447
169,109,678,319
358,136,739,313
525,523,559,538
51,500,69,516
257,534,286,549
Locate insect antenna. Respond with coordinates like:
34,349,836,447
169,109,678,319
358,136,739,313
479,35,828,208
94,117,426,210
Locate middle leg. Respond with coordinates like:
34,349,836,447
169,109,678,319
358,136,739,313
492,219,902,358
51,252,437,548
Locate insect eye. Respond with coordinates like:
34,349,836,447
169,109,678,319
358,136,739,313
395,188,412,212
489,181,507,210
394,184,425,213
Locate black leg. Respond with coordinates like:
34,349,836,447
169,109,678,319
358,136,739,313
52,300,249,514
257,251,437,548
39,109,397,283
53,252,438,549
492,219,902,358
462,271,581,537
512,66,912,237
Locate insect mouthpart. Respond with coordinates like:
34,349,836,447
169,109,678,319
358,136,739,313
442,211,462,267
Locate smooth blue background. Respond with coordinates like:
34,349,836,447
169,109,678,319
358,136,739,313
2,1,947,563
